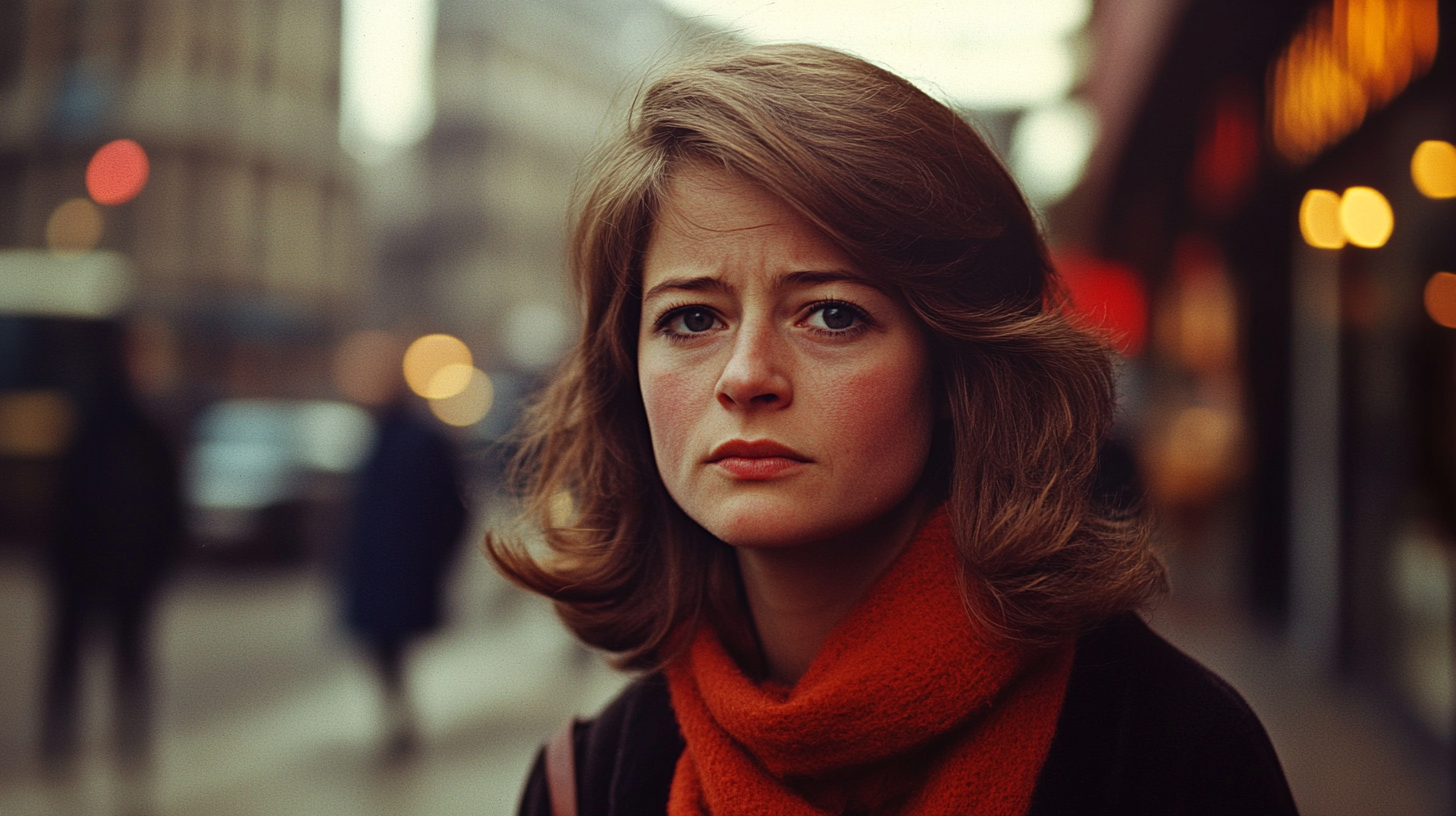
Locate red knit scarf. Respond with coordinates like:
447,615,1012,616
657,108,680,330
664,511,1074,816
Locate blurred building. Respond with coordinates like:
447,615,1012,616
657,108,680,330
1074,0,1455,757
0,0,717,555
0,0,360,553
0,0,358,399
364,0,706,384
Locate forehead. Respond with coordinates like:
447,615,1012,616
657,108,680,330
644,164,857,284
654,164,786,231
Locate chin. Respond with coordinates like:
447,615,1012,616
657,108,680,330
693,497,825,549
716,526,815,549
698,499,886,550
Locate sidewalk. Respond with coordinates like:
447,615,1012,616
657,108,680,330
1148,546,1448,816
0,531,1446,816
0,544,628,816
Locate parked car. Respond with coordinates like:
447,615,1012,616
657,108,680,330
186,399,374,566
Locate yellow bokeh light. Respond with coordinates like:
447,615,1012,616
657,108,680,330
424,362,474,399
1425,272,1456,328
1300,189,1346,249
45,197,104,253
1412,140,1456,199
428,367,493,426
402,333,472,398
1338,186,1393,248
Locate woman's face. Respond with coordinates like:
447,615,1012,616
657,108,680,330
637,164,936,549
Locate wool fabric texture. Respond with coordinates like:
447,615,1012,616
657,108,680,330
664,511,1074,816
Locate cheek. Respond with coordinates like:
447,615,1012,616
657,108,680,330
819,353,935,469
638,358,701,472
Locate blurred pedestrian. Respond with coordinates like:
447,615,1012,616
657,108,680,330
40,320,184,774
335,331,468,758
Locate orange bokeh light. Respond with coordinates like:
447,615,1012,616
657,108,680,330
45,197,104,253
86,139,150,205
1425,272,1456,329
1270,0,1439,164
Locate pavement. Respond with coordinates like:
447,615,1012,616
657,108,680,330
0,517,1447,816
1148,574,1448,816
0,532,629,816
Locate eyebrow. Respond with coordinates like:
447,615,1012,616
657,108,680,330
641,270,877,303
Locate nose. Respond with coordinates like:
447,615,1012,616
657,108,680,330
716,319,792,410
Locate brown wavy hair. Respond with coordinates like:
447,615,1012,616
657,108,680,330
485,42,1164,670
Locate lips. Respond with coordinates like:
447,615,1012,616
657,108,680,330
707,439,810,480
708,439,809,462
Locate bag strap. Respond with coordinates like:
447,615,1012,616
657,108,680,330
545,718,580,816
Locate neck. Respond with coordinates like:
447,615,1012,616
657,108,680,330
735,493,933,686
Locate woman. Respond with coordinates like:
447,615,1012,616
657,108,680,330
490,43,1296,816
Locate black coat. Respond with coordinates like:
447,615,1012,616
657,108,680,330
340,403,467,641
517,613,1298,816
48,402,184,598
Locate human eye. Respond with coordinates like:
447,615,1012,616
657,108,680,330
654,304,723,338
802,300,870,336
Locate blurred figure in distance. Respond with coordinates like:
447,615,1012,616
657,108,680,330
41,319,185,778
333,329,469,759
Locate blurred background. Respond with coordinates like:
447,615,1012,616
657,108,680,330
0,0,1453,814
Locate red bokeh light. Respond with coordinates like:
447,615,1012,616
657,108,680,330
1189,82,1260,220
86,139,150,205
1056,252,1149,357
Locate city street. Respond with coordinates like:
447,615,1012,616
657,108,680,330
0,525,1445,816
1,2,1453,815
0,520,629,816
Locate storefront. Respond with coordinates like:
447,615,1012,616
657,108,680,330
1094,0,1455,745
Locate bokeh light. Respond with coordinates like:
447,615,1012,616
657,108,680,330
1057,254,1147,357
340,0,437,163
424,362,474,400
1010,99,1099,207
1270,0,1439,164
1425,271,1456,328
44,197,103,253
1300,189,1346,249
332,329,407,406
403,333,472,398
0,390,76,457
428,367,493,426
1338,186,1393,248
293,400,376,472
1411,140,1456,199
1189,84,1261,218
1167,236,1239,374
86,139,150,205
1146,404,1243,506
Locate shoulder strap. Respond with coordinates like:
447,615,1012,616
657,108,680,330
545,718,580,816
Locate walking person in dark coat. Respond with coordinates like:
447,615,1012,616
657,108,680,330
337,333,468,757
41,321,185,774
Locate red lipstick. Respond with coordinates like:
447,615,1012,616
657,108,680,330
707,439,809,480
